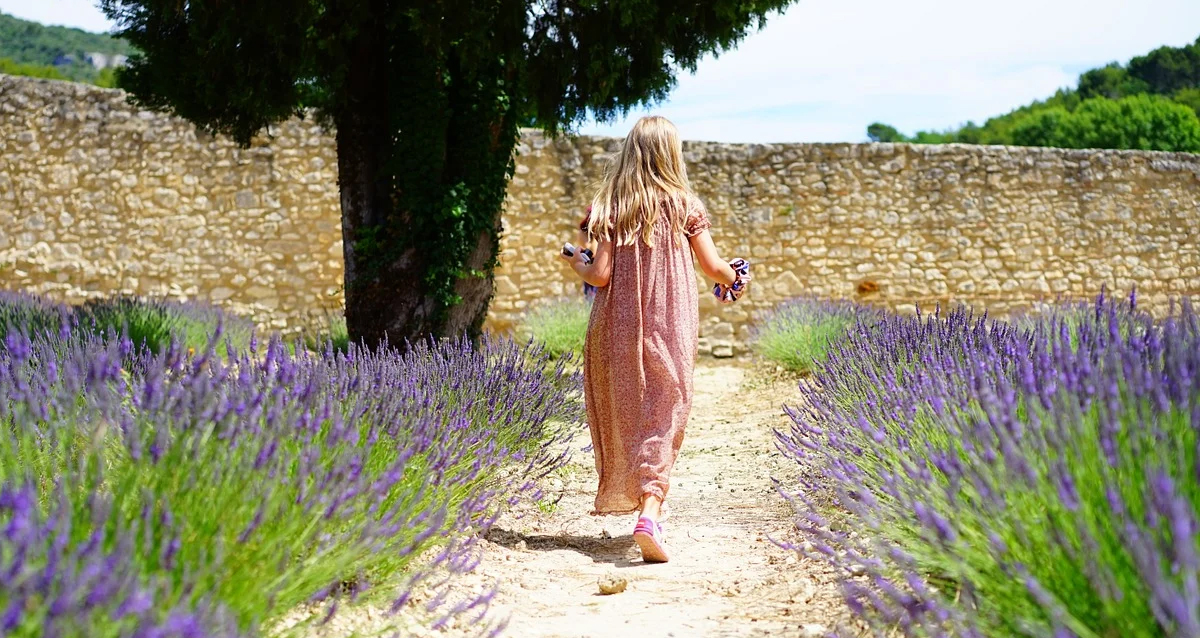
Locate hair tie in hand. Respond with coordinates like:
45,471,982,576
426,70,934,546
713,258,751,304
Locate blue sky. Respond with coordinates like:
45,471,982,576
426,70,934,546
5,0,1199,143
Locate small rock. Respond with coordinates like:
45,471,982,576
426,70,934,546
600,529,612,539
515,540,527,551
801,623,827,637
598,574,627,595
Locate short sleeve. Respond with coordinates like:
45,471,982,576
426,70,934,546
684,197,712,237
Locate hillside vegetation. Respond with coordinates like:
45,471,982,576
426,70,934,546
0,11,132,86
868,36,1200,152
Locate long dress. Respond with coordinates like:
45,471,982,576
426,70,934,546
583,194,712,515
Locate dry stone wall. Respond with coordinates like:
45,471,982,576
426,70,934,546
3,75,1200,352
0,75,343,331
497,132,1200,354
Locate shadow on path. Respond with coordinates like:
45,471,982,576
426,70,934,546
484,527,652,568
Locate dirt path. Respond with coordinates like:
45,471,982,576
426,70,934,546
457,362,851,638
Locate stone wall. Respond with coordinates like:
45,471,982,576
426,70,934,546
496,132,1200,353
3,75,1200,351
0,75,344,331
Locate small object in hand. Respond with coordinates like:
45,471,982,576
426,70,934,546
562,242,593,264
598,574,628,595
713,257,751,304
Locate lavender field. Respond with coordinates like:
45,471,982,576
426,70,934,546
775,292,1200,637
4,289,1198,638
0,294,582,636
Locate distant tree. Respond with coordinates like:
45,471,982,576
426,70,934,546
866,122,907,143
1009,106,1072,148
1010,95,1200,152
1128,37,1200,95
954,121,983,144
1174,87,1200,117
1077,63,1147,100
102,0,800,345
867,36,1200,150
908,129,956,144
1064,94,1200,151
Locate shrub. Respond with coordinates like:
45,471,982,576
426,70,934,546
516,296,591,359
778,292,1200,636
750,297,873,374
0,326,582,636
79,296,255,354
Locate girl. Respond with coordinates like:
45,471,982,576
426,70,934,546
559,115,750,563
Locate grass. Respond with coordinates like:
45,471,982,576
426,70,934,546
516,295,591,359
750,296,870,374
303,312,351,354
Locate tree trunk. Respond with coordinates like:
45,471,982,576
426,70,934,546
335,94,502,348
336,118,449,348
334,14,512,348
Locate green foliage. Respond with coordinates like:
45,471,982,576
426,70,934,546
751,297,870,374
1078,62,1149,100
101,0,800,340
517,296,591,359
867,122,906,143
1129,39,1200,95
1172,87,1200,117
303,313,351,354
0,56,67,80
871,35,1200,152
1011,95,1200,151
0,12,132,85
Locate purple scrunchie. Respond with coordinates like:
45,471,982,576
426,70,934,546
713,258,751,304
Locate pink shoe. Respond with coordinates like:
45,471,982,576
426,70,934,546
633,516,669,563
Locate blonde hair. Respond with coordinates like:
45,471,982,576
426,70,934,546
587,116,692,247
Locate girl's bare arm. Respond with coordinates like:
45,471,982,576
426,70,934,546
688,230,736,286
560,239,614,287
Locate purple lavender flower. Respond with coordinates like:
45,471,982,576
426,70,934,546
779,291,1200,637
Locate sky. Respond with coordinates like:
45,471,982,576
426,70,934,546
4,0,1199,143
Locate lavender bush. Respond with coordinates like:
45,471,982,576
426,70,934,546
779,292,1200,636
0,292,254,355
80,296,255,354
0,290,72,341
751,297,875,374
1,322,581,636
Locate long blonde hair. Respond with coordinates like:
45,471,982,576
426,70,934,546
587,116,692,247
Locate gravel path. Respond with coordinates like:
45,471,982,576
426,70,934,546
455,362,853,637
293,362,855,637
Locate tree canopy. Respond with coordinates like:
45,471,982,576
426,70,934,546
867,35,1200,152
102,0,799,344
